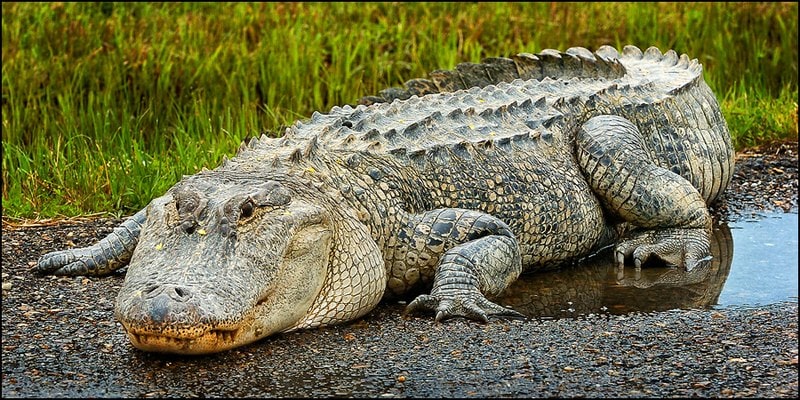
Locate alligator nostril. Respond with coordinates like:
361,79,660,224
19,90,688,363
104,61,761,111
136,285,197,325
143,285,159,296
141,285,192,301
173,287,189,299
181,220,196,235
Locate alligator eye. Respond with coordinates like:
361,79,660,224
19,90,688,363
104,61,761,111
240,200,255,219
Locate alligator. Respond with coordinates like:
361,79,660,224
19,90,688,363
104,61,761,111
36,45,735,354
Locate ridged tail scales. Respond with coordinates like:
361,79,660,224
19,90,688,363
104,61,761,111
358,46,627,105
36,208,146,276
358,44,734,207
576,115,712,272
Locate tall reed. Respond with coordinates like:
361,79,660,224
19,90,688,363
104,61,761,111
2,2,797,218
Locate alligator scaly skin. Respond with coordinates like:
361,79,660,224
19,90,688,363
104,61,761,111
36,45,734,354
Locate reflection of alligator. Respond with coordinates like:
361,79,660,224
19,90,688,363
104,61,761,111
497,224,733,318
36,45,735,354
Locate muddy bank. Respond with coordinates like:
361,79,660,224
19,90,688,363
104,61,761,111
2,142,797,398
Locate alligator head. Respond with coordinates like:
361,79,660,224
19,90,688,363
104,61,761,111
114,173,385,354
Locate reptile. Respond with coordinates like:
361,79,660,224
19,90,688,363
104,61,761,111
36,45,735,354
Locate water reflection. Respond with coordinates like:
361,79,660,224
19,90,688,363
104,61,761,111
496,224,734,318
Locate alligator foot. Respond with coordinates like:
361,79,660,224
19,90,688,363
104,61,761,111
405,290,525,323
37,248,119,276
397,209,526,323
403,232,526,323
35,209,146,276
614,227,712,272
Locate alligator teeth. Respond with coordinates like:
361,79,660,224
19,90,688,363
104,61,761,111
134,333,189,344
131,328,239,346
213,329,239,342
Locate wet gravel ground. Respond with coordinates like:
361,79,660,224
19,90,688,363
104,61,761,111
2,141,797,398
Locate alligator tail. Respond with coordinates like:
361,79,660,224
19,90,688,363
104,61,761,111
358,47,627,105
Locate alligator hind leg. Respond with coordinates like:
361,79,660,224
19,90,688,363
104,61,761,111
395,209,525,322
36,209,146,276
576,115,712,271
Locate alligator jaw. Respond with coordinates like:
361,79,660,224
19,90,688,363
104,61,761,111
118,291,285,355
123,327,244,355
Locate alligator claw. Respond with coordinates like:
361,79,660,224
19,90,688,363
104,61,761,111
405,294,437,315
435,310,450,323
405,293,525,323
614,228,711,272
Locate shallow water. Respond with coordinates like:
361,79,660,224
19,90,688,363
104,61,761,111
495,211,799,319
717,212,799,308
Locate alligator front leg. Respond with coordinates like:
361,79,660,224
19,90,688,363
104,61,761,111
576,115,712,271
394,208,524,322
36,208,146,276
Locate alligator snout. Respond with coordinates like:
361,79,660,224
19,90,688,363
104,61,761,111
116,283,214,339
142,284,194,324
116,282,243,353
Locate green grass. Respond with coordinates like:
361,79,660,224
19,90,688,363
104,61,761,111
2,2,797,218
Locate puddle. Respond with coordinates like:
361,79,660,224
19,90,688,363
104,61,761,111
717,212,799,308
496,211,798,319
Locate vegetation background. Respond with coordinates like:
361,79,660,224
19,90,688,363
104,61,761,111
2,2,797,218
